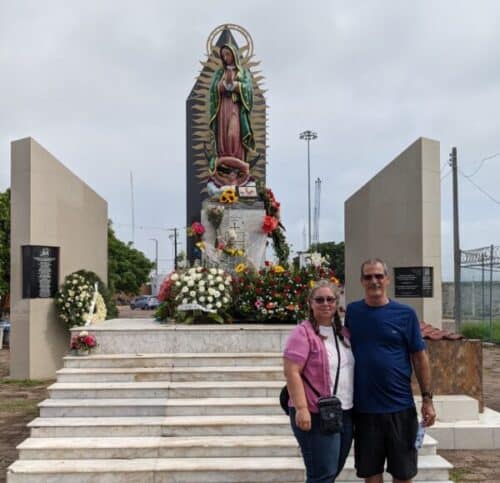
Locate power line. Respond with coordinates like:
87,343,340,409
441,169,452,181
458,169,500,205
462,152,500,178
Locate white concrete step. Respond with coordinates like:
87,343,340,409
38,397,283,417
428,407,500,449
63,352,283,368
56,365,284,382
7,454,452,482
47,380,284,399
7,457,305,482
28,415,292,437
17,435,302,459
414,395,479,422
17,434,437,460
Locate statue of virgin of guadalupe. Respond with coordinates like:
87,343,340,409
208,43,255,187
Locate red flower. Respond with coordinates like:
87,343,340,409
262,215,278,234
266,302,276,309
191,222,205,236
84,336,96,347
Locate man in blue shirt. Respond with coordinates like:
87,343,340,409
345,258,436,483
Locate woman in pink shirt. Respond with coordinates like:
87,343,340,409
284,280,354,483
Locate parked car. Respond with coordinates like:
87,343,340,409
130,295,150,310
147,296,159,310
130,295,159,310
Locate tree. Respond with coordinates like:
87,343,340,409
310,241,345,283
0,189,10,307
108,222,154,295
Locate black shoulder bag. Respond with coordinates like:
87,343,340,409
281,326,344,435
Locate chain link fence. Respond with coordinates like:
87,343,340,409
458,245,500,342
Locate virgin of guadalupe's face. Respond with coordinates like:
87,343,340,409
221,47,234,66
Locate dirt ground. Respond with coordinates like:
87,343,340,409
0,342,499,482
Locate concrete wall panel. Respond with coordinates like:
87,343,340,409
10,137,107,379
345,137,442,326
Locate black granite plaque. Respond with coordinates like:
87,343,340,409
394,267,433,298
22,246,59,298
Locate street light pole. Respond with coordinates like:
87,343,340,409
299,130,318,251
149,238,158,277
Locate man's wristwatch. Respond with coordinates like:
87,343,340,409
421,391,433,400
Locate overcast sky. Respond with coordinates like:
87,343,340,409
1,0,499,281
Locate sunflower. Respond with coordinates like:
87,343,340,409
219,188,238,204
235,263,247,273
273,265,285,273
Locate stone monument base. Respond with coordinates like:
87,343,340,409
201,200,267,272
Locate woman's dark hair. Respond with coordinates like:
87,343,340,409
308,279,342,337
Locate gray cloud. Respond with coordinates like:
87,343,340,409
1,0,499,279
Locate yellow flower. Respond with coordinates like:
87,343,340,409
219,188,238,204
236,249,245,257
235,263,246,273
273,265,285,273
195,241,206,252
309,280,315,288
330,276,340,286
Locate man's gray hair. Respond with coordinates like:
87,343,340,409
360,258,389,277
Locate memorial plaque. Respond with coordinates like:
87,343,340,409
394,267,433,298
22,246,59,298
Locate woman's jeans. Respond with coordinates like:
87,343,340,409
290,408,353,483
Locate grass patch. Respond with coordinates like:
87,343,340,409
460,321,500,343
449,467,472,482
0,399,40,413
0,378,50,387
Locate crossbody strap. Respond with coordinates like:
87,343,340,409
301,324,341,397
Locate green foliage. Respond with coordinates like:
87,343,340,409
311,241,345,282
0,189,10,300
460,321,500,343
108,222,154,295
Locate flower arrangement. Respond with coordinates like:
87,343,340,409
188,221,205,237
257,183,290,265
55,273,96,328
83,292,107,324
232,260,339,323
55,270,116,329
70,330,97,353
157,266,233,324
219,187,238,204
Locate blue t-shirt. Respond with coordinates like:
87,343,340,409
345,299,425,414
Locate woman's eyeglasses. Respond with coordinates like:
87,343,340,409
313,296,336,304
362,273,385,281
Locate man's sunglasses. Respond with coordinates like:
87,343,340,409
362,273,385,281
313,296,336,304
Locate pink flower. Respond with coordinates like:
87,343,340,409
254,299,263,309
191,222,205,235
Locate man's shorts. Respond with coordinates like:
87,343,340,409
354,407,418,480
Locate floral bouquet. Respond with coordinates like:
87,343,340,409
55,273,95,328
232,258,339,323
158,266,233,324
56,272,108,328
70,330,97,353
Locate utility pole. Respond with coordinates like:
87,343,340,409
168,228,179,270
449,146,461,330
130,171,135,245
299,130,318,251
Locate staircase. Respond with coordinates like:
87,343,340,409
7,322,452,482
